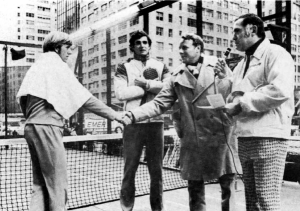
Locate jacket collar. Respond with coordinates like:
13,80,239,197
252,38,270,60
173,54,216,90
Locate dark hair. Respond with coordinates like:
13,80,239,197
129,30,152,51
181,32,204,52
235,13,265,39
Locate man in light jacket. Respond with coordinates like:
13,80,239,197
123,33,241,211
214,14,294,211
114,30,170,211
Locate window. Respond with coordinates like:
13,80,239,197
27,58,35,63
101,3,107,11
26,35,34,40
204,49,214,56
168,29,173,37
88,1,94,10
203,22,214,31
224,1,228,8
217,24,222,33
101,55,107,62
156,27,163,36
18,36,21,40
88,48,94,55
203,35,214,44
223,39,228,47
17,28,20,32
93,93,99,99
81,5,86,13
101,92,107,99
88,72,93,78
224,13,228,20
17,12,20,17
217,51,222,58
88,59,94,67
157,42,164,50
111,65,116,72
179,2,182,10
88,13,94,21
37,6,50,12
179,16,183,25
217,12,222,19
26,20,34,25
38,37,44,41
94,56,99,63
88,36,94,44
94,69,99,76
217,38,222,46
26,12,34,17
118,48,127,57
156,12,163,21
188,4,196,13
111,39,116,46
168,43,173,52
187,18,196,27
223,26,228,34
111,52,116,59
118,21,127,30
38,29,50,34
168,58,173,67
94,44,99,52
118,35,127,44
101,67,107,74
157,57,163,62
292,44,297,52
169,14,173,22
130,17,139,26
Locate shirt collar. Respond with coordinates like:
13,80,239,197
245,38,264,56
133,53,149,62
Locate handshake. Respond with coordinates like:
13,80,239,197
115,111,135,126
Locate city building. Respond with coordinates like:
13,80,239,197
0,0,58,113
59,0,254,107
260,0,300,88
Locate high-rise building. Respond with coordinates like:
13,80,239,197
61,0,254,106
0,0,57,113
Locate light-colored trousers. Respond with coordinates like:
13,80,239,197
25,124,68,211
238,138,288,211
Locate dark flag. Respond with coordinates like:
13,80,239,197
11,48,26,60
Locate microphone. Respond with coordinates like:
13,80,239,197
215,48,231,77
224,48,231,58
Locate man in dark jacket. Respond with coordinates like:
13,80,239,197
123,33,241,211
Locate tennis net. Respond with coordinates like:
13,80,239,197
0,132,186,211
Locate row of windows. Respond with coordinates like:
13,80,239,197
26,12,34,17
203,22,231,34
37,6,50,12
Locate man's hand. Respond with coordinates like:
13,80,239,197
134,77,147,89
214,58,229,79
223,102,242,117
114,113,125,124
121,111,135,126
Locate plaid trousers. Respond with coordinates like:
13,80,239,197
238,138,288,211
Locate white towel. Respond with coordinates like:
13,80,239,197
16,52,92,119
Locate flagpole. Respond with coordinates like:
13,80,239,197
3,44,8,138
